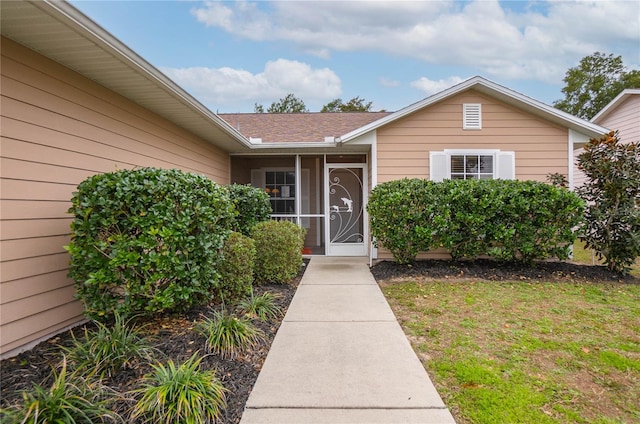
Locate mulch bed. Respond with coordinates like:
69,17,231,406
371,258,639,284
0,260,308,423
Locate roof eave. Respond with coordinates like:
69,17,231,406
1,0,251,151
591,89,640,124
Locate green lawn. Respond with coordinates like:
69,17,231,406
382,278,640,423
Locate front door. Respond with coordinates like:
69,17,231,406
326,165,367,256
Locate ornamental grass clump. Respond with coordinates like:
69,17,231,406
196,310,265,359
130,353,227,424
237,290,283,321
66,168,235,320
0,358,121,423
63,313,156,379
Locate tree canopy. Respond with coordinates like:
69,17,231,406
554,52,640,120
254,93,308,113
321,96,373,112
254,94,377,113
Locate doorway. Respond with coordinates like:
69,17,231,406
326,165,367,256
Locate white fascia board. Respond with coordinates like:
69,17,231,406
38,0,252,149
591,89,640,124
247,141,339,150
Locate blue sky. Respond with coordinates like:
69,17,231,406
70,0,640,113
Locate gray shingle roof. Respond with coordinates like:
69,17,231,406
219,112,392,143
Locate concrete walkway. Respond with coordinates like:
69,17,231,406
240,256,456,423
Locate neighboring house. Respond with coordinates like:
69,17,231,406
573,89,640,187
0,0,608,358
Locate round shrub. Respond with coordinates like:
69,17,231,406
486,180,585,263
251,220,305,284
227,184,272,236
437,179,499,260
368,178,442,264
66,168,235,320
217,232,256,300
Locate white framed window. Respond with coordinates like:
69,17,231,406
429,149,515,182
451,153,494,179
463,103,482,130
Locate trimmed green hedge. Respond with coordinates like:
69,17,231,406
218,231,256,300
368,178,585,264
251,220,306,284
227,184,272,236
66,168,234,320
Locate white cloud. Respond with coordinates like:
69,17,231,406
161,59,341,110
411,76,466,95
191,0,640,83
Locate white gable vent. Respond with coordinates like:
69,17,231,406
463,103,482,130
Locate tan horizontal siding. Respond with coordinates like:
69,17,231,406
1,253,70,282
377,89,569,183
599,96,640,143
1,108,221,176
1,303,85,355
1,235,70,261
1,218,73,240
0,37,232,356
1,284,77,325
1,157,96,185
1,200,72,220
2,179,77,202
376,140,566,151
1,50,229,177
380,126,563,137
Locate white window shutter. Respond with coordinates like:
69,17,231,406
496,151,515,180
430,151,448,181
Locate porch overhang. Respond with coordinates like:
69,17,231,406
233,141,371,155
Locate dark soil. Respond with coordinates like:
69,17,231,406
0,260,308,423
371,258,639,284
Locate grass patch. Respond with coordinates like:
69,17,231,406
382,279,640,423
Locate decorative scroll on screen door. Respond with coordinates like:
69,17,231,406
328,168,364,244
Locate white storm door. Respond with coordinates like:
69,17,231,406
325,165,367,256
